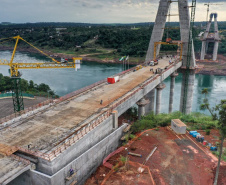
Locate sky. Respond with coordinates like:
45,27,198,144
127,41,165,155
0,0,226,23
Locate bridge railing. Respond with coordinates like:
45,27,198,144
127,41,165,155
0,99,54,124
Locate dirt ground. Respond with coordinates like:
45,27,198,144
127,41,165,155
196,54,226,76
0,96,48,119
85,127,226,185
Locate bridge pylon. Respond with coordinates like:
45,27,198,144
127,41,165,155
200,13,220,61
145,0,196,114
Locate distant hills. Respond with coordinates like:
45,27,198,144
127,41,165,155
1,21,226,28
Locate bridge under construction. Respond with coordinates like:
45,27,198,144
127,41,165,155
0,0,200,184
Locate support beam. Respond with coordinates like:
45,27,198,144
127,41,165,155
155,83,165,115
169,72,178,113
136,98,150,120
213,41,219,61
200,41,206,60
145,89,155,115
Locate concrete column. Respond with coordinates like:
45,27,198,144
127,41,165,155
169,72,178,113
179,70,195,114
145,0,170,63
136,98,150,120
112,110,118,129
205,41,209,53
155,83,166,115
200,41,206,60
178,0,196,68
213,41,219,61
145,89,155,115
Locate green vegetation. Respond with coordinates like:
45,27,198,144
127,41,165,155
120,155,128,163
0,73,58,98
131,111,217,134
2,22,226,63
200,88,226,185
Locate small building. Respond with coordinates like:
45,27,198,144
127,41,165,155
171,119,187,134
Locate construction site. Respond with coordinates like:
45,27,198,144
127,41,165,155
0,0,225,185
85,127,226,185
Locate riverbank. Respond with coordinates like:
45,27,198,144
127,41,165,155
1,46,226,75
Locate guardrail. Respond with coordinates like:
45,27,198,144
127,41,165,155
0,100,53,124
11,154,31,165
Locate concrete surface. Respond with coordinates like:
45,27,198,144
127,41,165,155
8,124,127,185
0,97,48,119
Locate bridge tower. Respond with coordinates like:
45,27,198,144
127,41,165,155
145,0,196,114
200,13,220,61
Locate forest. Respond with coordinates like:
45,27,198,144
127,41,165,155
0,22,226,58
0,73,57,97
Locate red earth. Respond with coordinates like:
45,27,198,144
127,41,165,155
85,127,226,185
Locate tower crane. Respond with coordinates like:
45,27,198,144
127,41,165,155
0,35,82,112
204,2,222,23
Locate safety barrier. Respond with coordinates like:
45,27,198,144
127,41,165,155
0,99,53,124
11,154,31,165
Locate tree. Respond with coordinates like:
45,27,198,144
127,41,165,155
200,88,226,185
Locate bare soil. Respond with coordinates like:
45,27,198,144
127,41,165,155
196,54,226,76
85,127,226,185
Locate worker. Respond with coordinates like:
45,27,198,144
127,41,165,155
100,99,103,105
69,168,74,176
28,144,32,150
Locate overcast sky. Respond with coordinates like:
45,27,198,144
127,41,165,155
0,0,225,23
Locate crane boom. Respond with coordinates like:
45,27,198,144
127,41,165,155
204,2,223,23
0,35,82,112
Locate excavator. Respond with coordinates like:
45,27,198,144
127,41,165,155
0,35,82,112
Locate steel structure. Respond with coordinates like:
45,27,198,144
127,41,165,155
153,41,183,60
0,35,82,112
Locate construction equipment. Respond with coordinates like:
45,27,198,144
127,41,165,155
204,2,223,23
153,41,183,60
0,35,82,112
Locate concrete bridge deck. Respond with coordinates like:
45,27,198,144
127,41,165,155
0,58,181,155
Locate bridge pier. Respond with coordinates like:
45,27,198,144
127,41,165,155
169,72,178,113
180,70,195,114
213,41,219,61
156,83,166,115
112,110,118,129
136,98,150,120
145,89,155,115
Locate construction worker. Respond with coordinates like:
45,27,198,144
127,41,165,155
69,169,74,176
100,99,103,105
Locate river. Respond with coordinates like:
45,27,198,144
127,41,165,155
0,51,225,115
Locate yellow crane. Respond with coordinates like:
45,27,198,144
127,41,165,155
0,35,82,112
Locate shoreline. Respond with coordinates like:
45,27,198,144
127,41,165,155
1,46,226,76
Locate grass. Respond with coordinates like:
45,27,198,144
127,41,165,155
212,147,226,162
131,111,218,133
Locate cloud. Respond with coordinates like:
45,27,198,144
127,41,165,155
0,0,225,23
